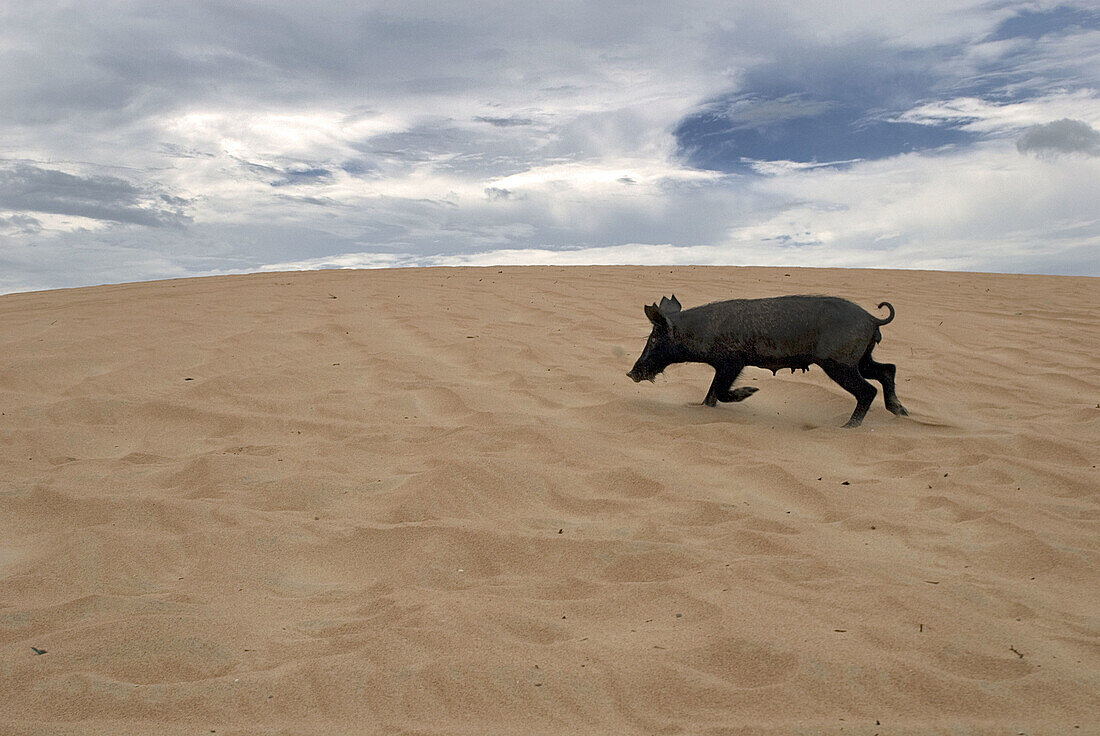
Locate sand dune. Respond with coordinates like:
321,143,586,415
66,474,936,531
1,266,1097,735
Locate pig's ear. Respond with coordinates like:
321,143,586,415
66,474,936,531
660,295,682,313
645,303,669,328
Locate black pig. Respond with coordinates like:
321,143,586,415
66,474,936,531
627,294,908,427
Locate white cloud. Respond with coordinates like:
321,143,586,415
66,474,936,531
164,109,406,161
250,138,1100,278
727,140,1100,273
895,90,1100,135
486,160,719,194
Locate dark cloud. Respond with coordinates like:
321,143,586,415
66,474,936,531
339,159,379,177
0,3,620,126
475,116,536,127
1,0,726,135
761,233,822,247
236,159,335,187
484,187,513,201
272,193,340,206
1017,119,1100,157
0,213,42,233
0,164,190,227
270,166,334,187
160,143,217,160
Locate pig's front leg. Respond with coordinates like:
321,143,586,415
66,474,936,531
703,364,752,406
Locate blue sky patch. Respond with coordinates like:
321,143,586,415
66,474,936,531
674,98,976,172
674,11,1097,174
270,166,333,187
988,4,1100,41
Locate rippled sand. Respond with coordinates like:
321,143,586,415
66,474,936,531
2,266,1097,735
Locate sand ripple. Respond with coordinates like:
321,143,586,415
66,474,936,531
2,267,1097,734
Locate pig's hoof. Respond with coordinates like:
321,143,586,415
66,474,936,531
702,397,718,407
842,417,864,428
726,386,758,402
887,402,909,416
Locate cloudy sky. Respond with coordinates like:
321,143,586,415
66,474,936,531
1,1,1098,292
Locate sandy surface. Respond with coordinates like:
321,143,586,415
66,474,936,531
1,266,1097,735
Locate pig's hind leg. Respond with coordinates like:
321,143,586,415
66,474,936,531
820,360,877,428
859,352,908,416
703,364,757,407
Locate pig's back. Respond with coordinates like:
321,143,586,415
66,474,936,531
685,295,876,364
